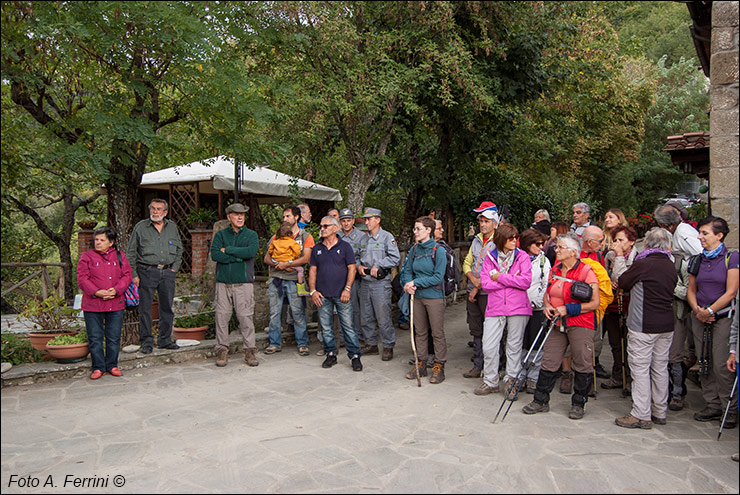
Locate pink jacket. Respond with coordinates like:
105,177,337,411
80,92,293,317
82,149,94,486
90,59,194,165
77,248,132,312
481,248,533,317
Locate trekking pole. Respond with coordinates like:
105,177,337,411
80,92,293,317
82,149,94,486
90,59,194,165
493,317,558,424
618,290,628,396
409,293,421,387
718,372,738,441
699,322,712,377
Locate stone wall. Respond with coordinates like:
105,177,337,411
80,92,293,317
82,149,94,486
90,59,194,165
710,1,739,249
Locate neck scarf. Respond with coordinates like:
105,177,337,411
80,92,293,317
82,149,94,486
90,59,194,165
635,248,671,261
498,249,516,274
703,243,724,259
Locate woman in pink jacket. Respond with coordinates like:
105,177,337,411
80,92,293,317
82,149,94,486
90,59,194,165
474,222,533,399
77,227,132,380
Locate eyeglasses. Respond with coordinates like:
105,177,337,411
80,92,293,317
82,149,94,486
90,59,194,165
554,245,569,251
413,227,426,232
319,224,334,229
589,237,605,243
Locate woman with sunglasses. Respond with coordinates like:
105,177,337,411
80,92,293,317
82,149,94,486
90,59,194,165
476,222,533,399
519,228,552,394
403,216,448,384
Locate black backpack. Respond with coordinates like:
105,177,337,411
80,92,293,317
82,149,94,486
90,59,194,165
438,241,458,296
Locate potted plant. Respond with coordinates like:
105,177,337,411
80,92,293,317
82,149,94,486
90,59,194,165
45,330,89,363
186,207,218,229
77,219,98,230
173,311,214,341
21,296,82,351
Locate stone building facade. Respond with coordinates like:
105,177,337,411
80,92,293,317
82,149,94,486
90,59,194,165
709,1,739,248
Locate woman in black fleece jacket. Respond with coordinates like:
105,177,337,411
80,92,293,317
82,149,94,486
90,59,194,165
615,227,678,429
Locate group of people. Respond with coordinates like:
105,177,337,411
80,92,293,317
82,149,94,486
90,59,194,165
76,197,739,439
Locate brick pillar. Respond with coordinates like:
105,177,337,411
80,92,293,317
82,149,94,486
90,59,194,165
77,230,95,256
190,230,213,278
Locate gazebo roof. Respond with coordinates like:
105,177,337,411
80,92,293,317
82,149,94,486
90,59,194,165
139,156,342,202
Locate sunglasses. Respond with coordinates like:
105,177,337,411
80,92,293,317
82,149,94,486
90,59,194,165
319,224,334,229
535,242,545,246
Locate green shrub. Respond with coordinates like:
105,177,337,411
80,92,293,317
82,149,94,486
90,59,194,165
48,330,88,346
1,333,45,365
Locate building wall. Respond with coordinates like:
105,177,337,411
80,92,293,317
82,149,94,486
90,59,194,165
710,1,739,249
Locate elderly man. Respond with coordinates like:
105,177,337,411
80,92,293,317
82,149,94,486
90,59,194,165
263,205,315,356
338,208,367,342
309,216,363,371
297,203,312,230
127,198,183,354
571,203,592,238
462,201,499,380
615,227,677,428
210,203,260,367
654,203,702,410
580,225,612,380
357,207,401,361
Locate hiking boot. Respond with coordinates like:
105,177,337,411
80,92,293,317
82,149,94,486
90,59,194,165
522,400,549,414
351,355,363,372
463,366,482,378
732,453,739,462
316,348,326,356
298,346,310,356
526,379,537,394
406,361,427,379
503,378,520,401
264,345,281,355
594,363,610,379
559,370,573,394
398,321,410,330
668,398,684,411
244,348,259,367
216,348,228,367
322,352,337,368
429,363,445,384
615,414,652,429
693,407,723,422
568,404,585,420
600,377,623,390
724,412,738,429
382,348,394,361
474,382,498,396
651,415,666,425
361,344,379,355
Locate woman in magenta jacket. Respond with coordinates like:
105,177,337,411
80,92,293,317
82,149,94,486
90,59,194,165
474,222,533,399
77,226,132,380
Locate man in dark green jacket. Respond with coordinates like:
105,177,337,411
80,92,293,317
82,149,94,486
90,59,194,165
210,203,260,367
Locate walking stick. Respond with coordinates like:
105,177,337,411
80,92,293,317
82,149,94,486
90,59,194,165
718,372,738,441
409,293,421,387
699,322,712,377
493,317,558,424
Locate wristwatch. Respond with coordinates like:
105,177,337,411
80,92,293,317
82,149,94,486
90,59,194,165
706,306,715,316
309,290,316,296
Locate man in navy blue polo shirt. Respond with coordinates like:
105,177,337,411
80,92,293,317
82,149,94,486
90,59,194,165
309,216,363,371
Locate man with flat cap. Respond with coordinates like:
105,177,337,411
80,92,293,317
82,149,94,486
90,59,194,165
339,208,368,342
357,207,401,360
210,203,260,367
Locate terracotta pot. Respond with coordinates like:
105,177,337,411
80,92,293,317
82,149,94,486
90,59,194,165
28,331,77,351
173,326,208,341
45,342,90,362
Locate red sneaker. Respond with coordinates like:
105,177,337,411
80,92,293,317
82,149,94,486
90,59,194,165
90,370,104,380
109,367,123,377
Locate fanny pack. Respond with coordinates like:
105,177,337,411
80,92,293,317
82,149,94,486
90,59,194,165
552,274,593,302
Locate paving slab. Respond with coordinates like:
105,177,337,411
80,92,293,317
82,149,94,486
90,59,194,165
1,300,738,493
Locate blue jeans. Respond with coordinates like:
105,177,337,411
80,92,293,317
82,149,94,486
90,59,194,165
85,310,124,372
267,279,308,348
397,292,410,324
317,297,361,357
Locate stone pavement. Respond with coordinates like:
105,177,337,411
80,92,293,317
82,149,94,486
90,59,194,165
1,301,738,494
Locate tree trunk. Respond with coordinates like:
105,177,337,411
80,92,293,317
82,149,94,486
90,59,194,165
346,164,378,215
106,145,148,251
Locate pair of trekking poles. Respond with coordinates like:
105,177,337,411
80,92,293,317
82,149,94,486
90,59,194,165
492,316,560,424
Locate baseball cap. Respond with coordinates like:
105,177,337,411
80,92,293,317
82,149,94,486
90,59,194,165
339,208,354,219
473,201,497,213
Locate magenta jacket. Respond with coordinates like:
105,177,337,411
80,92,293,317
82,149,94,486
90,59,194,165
481,248,533,317
77,248,132,312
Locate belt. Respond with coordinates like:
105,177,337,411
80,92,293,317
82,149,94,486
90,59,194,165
139,263,172,270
